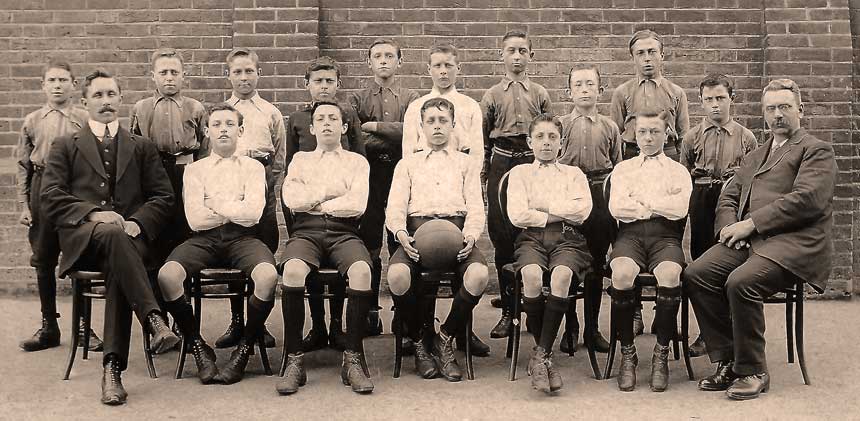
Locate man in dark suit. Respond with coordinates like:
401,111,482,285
684,79,836,401
42,69,179,406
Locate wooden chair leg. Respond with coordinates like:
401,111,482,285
795,294,810,385
464,315,474,381
279,293,289,377
393,306,402,379
508,280,521,381
259,336,272,376
142,325,157,379
175,333,188,379
786,296,795,364
564,301,576,357
63,279,82,380
583,284,601,380
681,291,695,380
604,305,617,380
82,294,92,360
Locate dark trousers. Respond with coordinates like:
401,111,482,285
688,182,722,260
684,243,794,375
28,171,61,318
359,158,399,308
259,164,279,254
579,180,616,328
155,157,191,262
79,224,161,371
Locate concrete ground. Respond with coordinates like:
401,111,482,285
0,295,857,421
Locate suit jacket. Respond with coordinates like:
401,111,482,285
42,124,174,276
715,129,836,292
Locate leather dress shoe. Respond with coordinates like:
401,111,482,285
20,316,60,352
342,350,374,394
147,313,180,354
726,373,770,400
79,320,104,352
689,335,707,358
527,346,551,394
698,360,739,391
490,297,503,309
617,344,638,392
650,343,670,392
632,308,644,336
301,326,328,352
546,354,563,392
401,337,416,356
190,337,219,384
215,313,244,349
456,331,490,357
276,353,307,395
367,310,383,336
328,320,348,351
559,327,579,354
489,308,513,339
432,331,462,382
413,338,438,379
262,325,276,348
589,330,610,353
101,356,128,405
216,339,252,384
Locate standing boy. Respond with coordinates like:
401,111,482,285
17,61,101,352
481,30,551,344
349,39,420,336
556,64,621,354
219,47,284,349
285,56,365,352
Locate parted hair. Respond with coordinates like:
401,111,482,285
310,100,343,120
628,29,663,56
208,102,244,127
699,73,735,98
42,60,75,81
367,38,402,60
428,43,459,64
528,113,563,137
226,47,259,67
81,69,120,98
763,78,802,106
420,97,455,121
151,48,184,67
304,56,341,83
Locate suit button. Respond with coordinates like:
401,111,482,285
100,182,105,187
100,200,106,205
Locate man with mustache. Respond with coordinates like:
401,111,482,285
685,79,836,400
41,69,178,405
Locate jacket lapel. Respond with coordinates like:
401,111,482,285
73,125,108,179
737,146,768,220
116,127,134,182
754,130,807,177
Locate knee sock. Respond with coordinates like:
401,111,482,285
370,258,382,310
307,281,326,330
36,267,58,318
521,295,546,346
228,281,244,321
611,288,638,347
441,287,481,338
283,286,306,354
164,296,198,340
329,283,346,330
496,263,513,310
392,289,421,342
345,288,374,352
655,286,681,346
244,296,274,343
539,294,569,351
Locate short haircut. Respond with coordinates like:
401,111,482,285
304,56,340,83
150,48,184,67
42,60,74,81
529,113,563,137
762,78,802,107
208,102,244,127
226,47,259,67
367,38,402,60
81,69,120,98
311,100,343,120
699,73,734,98
502,29,532,51
568,63,602,88
420,97,455,121
628,29,663,56
428,43,459,64
632,108,671,131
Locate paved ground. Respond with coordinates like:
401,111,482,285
0,295,857,421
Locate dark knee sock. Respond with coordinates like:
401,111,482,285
283,286,305,354
611,288,637,346
35,267,58,318
307,281,326,329
587,273,603,330
244,296,274,343
164,297,198,340
345,288,373,352
539,294,569,351
521,295,546,346
392,290,421,341
496,263,512,309
442,287,481,337
228,281,244,319
329,283,346,329
370,258,382,309
655,286,681,346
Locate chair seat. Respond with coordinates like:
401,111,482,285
198,268,244,280
67,271,106,281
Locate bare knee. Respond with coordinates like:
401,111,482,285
610,257,639,290
251,262,278,300
549,266,573,297
520,264,544,298
347,261,372,291
281,259,310,288
157,261,186,302
653,262,682,288
463,263,489,296
387,264,412,296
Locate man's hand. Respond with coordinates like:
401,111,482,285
718,219,756,249
87,211,125,226
396,230,420,262
457,235,476,262
19,208,32,226
629,190,650,209
361,122,378,133
123,220,141,238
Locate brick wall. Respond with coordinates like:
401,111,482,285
0,0,856,296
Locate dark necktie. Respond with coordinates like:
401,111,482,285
102,126,112,143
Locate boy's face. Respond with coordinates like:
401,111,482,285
701,84,732,125
309,104,347,148
368,44,400,80
42,67,76,106
527,121,562,162
306,69,338,102
228,56,259,97
634,115,668,157
762,89,803,137
420,106,454,148
428,52,459,91
151,56,184,97
501,37,531,75
631,37,663,79
568,68,600,109
206,109,243,157
82,77,121,124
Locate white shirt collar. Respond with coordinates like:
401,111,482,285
88,119,119,140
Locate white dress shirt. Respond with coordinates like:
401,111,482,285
227,92,287,176
608,153,692,223
183,154,267,231
506,161,593,229
401,87,484,168
281,147,369,218
88,119,119,141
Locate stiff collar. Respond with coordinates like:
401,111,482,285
312,146,345,158
228,92,263,111
88,119,119,139
501,76,530,91
530,159,561,171
768,128,807,150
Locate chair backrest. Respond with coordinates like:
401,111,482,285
497,169,522,240
602,173,620,244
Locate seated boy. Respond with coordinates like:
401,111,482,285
385,97,489,382
607,109,692,393
507,114,593,394
278,102,374,395
156,103,278,385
